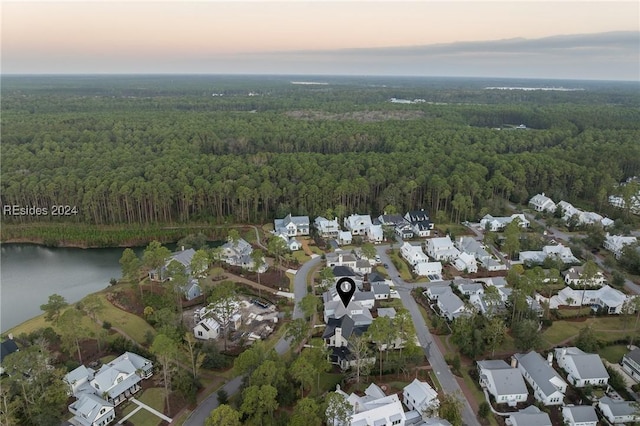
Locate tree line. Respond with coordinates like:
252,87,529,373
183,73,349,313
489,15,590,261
2,76,639,228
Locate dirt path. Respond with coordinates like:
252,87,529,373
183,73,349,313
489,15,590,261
299,238,315,257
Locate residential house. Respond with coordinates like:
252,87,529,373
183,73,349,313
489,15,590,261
562,265,605,288
221,238,267,272
453,278,484,297
68,393,115,426
550,285,628,314
182,279,202,301
326,251,358,269
621,348,640,381
529,193,557,213
366,224,384,243
505,406,552,426
414,261,443,278
276,232,302,251
274,213,310,236
337,231,353,246
598,396,640,424
404,210,434,237
425,236,460,262
314,216,341,238
562,405,598,426
352,291,376,310
354,259,373,275
395,224,415,239
372,284,391,300
456,236,507,271
323,299,373,326
193,317,221,340
437,290,468,321
323,315,368,348
480,214,530,232
401,242,429,266
402,378,439,415
519,244,579,265
555,347,609,387
604,233,638,259
377,214,409,227
149,247,196,281
453,252,478,273
344,214,373,236
512,351,567,406
556,201,609,226
477,360,528,406
609,193,640,215
424,285,452,301
328,384,406,426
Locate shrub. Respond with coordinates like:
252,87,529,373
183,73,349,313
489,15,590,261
102,321,112,330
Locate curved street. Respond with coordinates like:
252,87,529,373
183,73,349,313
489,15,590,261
376,245,480,426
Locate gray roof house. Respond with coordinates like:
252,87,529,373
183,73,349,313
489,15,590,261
149,247,196,281
90,352,153,406
402,378,439,415
622,347,640,382
68,393,115,426
477,360,528,406
555,347,609,387
562,405,598,426
437,290,468,321
505,406,552,426
274,213,310,236
598,396,640,424
513,351,566,406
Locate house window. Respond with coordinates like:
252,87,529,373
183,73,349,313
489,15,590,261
392,420,401,425
197,331,203,336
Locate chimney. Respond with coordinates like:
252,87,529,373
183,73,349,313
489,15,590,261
511,357,518,368
547,352,553,365
8,333,13,340
562,348,567,357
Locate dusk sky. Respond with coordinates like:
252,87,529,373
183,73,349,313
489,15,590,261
2,1,639,80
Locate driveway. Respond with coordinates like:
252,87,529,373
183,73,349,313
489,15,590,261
376,245,480,426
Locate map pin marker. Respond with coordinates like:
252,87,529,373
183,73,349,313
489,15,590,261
336,277,356,308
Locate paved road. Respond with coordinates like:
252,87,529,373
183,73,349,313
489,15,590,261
184,255,321,425
375,246,480,426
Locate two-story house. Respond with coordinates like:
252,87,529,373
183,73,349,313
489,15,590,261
477,360,528,407
274,213,310,236
344,214,373,236
529,193,557,213
621,348,640,381
555,347,609,387
314,216,341,238
425,236,460,262
512,351,566,406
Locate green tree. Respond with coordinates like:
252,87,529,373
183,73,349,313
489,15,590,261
205,404,242,426
167,260,189,313
438,392,463,426
285,318,310,349
367,315,394,377
325,392,352,426
478,401,491,420
184,332,205,380
208,281,239,351
318,267,335,291
40,294,68,323
143,241,171,281
234,341,266,378
81,293,104,322
119,247,141,283
485,316,507,357
299,294,319,320
512,319,542,351
251,248,265,286
151,333,179,413
268,236,288,272
575,326,600,352
291,355,315,396
241,384,279,426
58,308,88,362
361,243,376,261
347,334,373,383
191,249,210,278
503,218,521,259
289,397,322,426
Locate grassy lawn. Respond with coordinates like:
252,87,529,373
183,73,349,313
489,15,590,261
121,387,165,426
93,294,156,343
374,266,390,279
316,373,343,396
542,316,640,348
6,314,51,337
428,371,442,391
388,250,413,281
292,250,310,264
599,345,628,364
377,299,404,310
285,272,295,292
309,245,324,256
435,223,473,237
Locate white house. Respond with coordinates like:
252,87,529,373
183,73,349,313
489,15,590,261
562,405,598,426
425,236,460,262
366,224,384,243
414,262,443,278
274,213,310,236
562,265,605,288
276,232,302,251
149,247,196,281
424,285,451,301
512,351,566,406
337,231,353,246
550,285,628,314
477,360,528,407
344,214,373,236
529,193,557,213
404,210,434,237
401,242,429,265
456,236,506,271
453,252,478,273
403,378,439,415
519,244,579,265
621,348,640,382
506,406,552,426
314,216,340,238
326,251,358,269
598,396,640,424
604,233,637,259
453,279,484,296
480,213,530,231
437,291,468,321
221,238,267,272
68,393,115,426
193,317,221,340
555,347,609,387
328,384,406,426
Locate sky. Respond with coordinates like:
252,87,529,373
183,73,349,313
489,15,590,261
2,1,639,80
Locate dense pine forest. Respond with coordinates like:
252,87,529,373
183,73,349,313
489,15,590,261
2,75,639,230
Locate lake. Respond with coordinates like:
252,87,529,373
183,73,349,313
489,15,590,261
0,244,133,332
